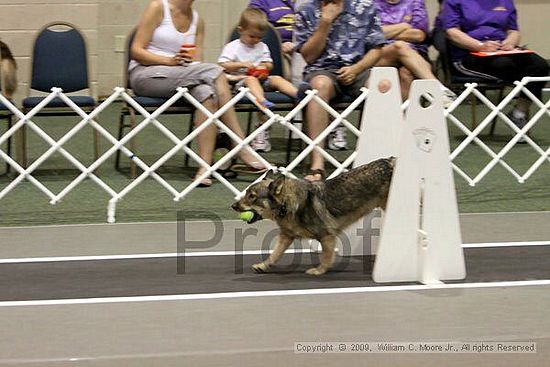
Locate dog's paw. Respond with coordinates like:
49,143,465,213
305,267,327,276
252,262,270,273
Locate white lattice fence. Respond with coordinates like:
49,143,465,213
0,75,548,222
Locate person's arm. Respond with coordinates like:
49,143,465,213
193,17,205,62
442,0,499,52
337,47,382,85
381,23,411,40
219,61,254,73
299,1,344,64
393,0,428,43
131,0,180,66
500,30,520,51
446,27,500,52
394,28,426,43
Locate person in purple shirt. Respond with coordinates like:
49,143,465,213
248,0,296,55
375,0,429,56
442,0,549,132
373,0,456,102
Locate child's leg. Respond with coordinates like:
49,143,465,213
268,75,298,98
244,76,267,104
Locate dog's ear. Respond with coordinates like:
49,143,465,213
268,175,285,198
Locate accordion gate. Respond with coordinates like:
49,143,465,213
0,74,548,223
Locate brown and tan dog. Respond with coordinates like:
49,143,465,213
0,41,17,99
232,157,395,275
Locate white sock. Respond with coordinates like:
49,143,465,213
512,108,526,119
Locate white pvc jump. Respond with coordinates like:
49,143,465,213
373,79,466,284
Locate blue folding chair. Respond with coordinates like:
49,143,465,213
116,28,195,178
21,22,99,168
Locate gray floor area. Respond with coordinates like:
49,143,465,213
1,212,550,366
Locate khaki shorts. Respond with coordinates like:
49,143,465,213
303,68,371,98
129,63,223,102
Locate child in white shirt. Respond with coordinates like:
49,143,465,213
218,8,297,152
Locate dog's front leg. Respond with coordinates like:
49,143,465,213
306,235,336,275
252,233,293,273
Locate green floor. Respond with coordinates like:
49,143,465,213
0,99,549,226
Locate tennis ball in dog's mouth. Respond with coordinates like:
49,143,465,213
239,211,254,222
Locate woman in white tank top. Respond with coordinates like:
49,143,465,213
130,0,267,186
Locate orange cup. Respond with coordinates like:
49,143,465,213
180,43,196,59
247,66,269,78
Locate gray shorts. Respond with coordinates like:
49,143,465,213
129,63,223,102
232,76,274,93
304,68,371,97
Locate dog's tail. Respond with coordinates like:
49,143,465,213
0,42,17,99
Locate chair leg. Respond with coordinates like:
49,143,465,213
286,116,307,166
285,121,293,165
129,109,137,179
93,119,100,174
489,88,505,136
115,111,126,172
16,123,27,169
470,93,478,130
246,112,254,136
6,115,12,174
184,112,194,168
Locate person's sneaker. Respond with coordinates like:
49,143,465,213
441,87,457,109
327,125,348,151
251,127,271,152
260,99,275,110
507,109,528,144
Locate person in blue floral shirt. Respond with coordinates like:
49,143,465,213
295,0,386,181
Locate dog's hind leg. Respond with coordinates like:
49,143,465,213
252,233,294,273
306,235,336,276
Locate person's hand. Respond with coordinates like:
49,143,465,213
174,49,193,65
321,0,344,24
479,40,501,52
252,65,269,80
500,39,516,51
242,62,255,70
282,42,295,54
336,65,359,86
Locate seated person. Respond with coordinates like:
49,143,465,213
218,8,297,153
248,0,296,56
130,0,266,187
442,0,549,132
374,0,456,104
295,0,385,181
0,41,17,99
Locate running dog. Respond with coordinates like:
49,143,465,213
0,41,17,99
232,157,395,275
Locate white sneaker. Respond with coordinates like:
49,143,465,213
507,110,528,144
441,88,457,109
327,125,348,151
251,127,271,152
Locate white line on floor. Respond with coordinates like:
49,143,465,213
1,279,550,307
0,248,314,264
0,241,548,264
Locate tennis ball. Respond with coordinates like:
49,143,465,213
239,211,254,222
